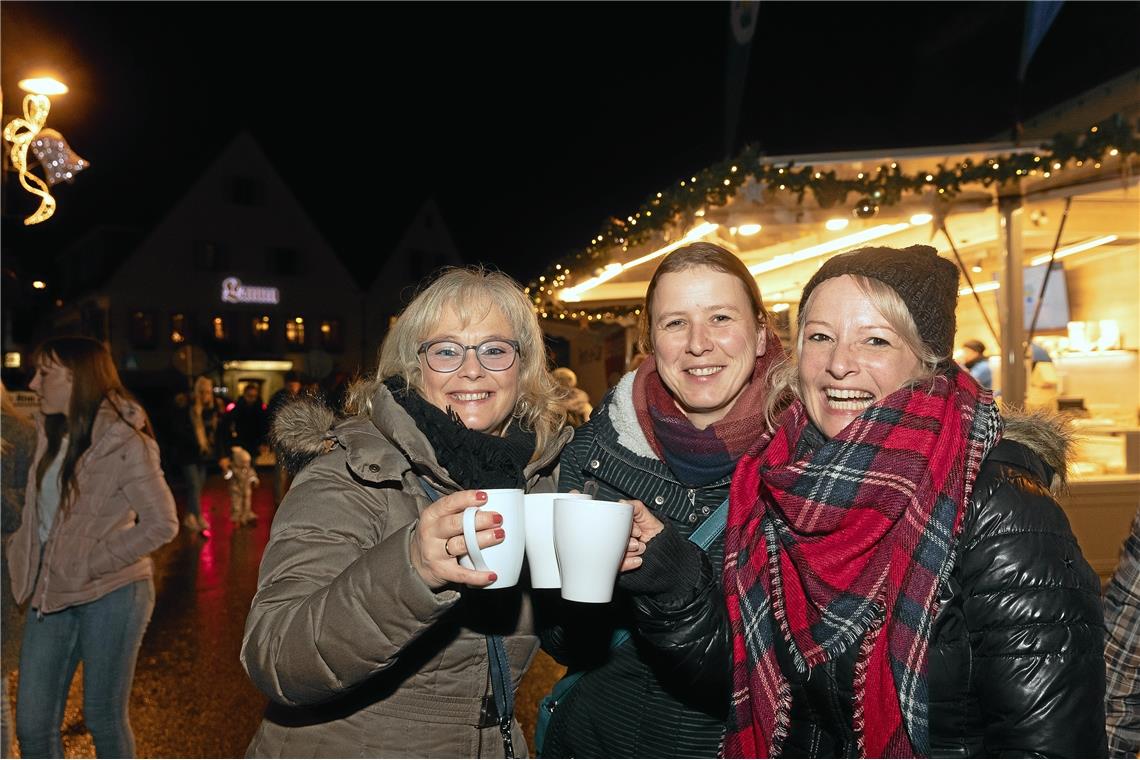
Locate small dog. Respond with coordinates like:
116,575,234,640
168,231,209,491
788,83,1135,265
225,445,260,526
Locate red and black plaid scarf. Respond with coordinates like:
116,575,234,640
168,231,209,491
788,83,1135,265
723,368,1000,758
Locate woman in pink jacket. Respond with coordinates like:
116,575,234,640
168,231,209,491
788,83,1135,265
7,336,178,758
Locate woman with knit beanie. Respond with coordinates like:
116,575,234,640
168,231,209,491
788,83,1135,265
539,242,785,758
615,244,1107,757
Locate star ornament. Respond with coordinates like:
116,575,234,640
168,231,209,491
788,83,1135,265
30,128,90,186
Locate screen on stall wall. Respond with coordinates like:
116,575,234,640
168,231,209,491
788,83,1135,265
1021,261,1071,331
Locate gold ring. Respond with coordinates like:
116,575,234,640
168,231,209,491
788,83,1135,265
444,537,458,558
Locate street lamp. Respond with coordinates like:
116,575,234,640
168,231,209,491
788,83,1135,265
2,75,89,225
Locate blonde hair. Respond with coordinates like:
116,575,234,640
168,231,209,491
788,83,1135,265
191,376,217,453
765,274,942,428
347,266,565,459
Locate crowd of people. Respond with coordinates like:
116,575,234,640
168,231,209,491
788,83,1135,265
0,247,1135,758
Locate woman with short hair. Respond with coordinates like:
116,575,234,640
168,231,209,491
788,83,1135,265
241,267,571,757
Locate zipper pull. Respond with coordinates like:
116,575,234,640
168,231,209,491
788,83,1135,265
688,488,696,509
499,715,515,758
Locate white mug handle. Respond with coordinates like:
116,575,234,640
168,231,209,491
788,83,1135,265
461,507,489,571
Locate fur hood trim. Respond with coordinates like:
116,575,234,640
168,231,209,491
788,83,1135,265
270,396,338,474
999,408,1073,489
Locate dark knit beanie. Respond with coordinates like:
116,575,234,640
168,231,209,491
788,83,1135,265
799,245,959,361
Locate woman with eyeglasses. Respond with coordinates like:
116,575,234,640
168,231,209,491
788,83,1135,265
241,267,572,757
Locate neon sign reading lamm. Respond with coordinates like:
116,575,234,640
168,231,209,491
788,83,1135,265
221,277,280,305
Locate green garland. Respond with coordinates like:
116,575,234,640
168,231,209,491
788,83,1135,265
530,114,1139,321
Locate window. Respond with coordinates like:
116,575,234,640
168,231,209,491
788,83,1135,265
266,247,301,276
193,240,227,272
170,313,191,344
128,310,158,349
211,315,230,342
285,316,306,347
319,318,343,352
251,315,272,349
228,176,264,207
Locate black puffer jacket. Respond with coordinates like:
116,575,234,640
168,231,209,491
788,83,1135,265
631,412,1107,758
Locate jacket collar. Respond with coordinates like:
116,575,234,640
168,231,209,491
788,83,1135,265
271,383,570,493
603,370,658,461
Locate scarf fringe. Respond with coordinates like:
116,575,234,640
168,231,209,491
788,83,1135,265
851,609,884,759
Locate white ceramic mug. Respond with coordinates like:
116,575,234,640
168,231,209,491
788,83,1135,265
459,488,525,589
524,492,594,588
553,498,633,603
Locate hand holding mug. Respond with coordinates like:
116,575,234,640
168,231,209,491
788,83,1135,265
410,489,504,589
620,499,665,572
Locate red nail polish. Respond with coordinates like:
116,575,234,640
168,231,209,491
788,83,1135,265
492,513,503,525
494,528,505,539
476,491,487,500
488,573,498,582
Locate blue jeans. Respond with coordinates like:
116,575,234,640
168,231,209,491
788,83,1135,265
16,579,155,758
181,463,205,519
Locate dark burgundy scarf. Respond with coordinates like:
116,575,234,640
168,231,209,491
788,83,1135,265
723,368,1001,757
633,330,783,487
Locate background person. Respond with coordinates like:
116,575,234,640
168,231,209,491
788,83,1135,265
240,267,572,757
550,367,592,427
267,371,303,505
1105,509,1140,757
959,338,992,389
540,242,784,758
619,245,1107,757
8,336,178,758
1,382,36,757
218,381,269,471
168,376,222,533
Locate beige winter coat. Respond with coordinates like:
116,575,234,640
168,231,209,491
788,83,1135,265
7,396,178,613
241,386,570,758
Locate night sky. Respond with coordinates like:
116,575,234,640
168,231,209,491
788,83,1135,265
3,2,1138,290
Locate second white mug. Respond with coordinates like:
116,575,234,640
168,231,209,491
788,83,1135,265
459,488,525,590
524,492,593,588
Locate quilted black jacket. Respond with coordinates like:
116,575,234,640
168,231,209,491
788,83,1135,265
631,414,1108,758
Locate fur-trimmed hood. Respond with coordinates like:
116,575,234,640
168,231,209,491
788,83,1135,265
996,408,1073,490
270,395,339,475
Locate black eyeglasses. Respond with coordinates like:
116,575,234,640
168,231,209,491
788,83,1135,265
417,339,521,373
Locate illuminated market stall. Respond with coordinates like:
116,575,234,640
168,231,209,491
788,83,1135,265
534,70,1139,578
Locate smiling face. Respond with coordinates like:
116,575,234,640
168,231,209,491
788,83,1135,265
798,275,923,439
417,303,521,435
650,267,766,430
29,352,74,417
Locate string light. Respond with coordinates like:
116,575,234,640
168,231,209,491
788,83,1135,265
531,115,1138,323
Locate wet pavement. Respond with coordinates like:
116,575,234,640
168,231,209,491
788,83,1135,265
7,470,564,758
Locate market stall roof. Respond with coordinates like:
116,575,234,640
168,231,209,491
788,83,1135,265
532,112,1138,323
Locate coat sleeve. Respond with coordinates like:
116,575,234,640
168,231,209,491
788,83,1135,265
625,523,732,704
240,467,460,707
88,434,178,578
959,466,1107,757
